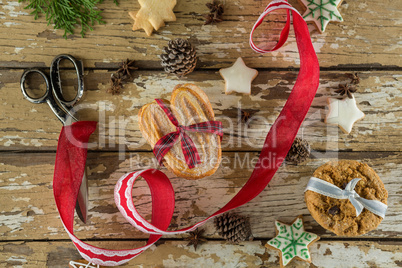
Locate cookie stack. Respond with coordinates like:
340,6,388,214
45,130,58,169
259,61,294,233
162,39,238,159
138,83,222,179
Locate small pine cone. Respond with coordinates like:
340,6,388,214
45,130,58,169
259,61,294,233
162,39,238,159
286,137,310,164
214,213,252,243
160,38,197,77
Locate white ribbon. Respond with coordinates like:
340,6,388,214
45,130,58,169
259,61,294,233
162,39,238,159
305,177,387,218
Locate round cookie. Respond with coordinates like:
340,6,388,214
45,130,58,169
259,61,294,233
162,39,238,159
305,160,388,236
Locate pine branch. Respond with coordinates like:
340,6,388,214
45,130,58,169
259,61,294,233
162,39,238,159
18,0,121,38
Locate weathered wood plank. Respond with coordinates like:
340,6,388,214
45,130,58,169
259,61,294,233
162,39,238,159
1,240,401,267
1,69,401,152
0,151,400,241
0,0,401,68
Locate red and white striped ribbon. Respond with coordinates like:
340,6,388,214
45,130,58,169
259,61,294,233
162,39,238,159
53,0,319,266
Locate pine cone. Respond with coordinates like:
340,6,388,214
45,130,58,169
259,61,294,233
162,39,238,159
214,213,252,243
160,38,197,77
286,137,310,164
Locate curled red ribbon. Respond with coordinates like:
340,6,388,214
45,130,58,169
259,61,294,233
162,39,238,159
53,0,319,266
153,99,223,169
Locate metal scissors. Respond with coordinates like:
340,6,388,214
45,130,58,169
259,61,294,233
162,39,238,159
20,54,89,224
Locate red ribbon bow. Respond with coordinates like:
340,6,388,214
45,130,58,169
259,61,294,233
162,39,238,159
153,99,223,169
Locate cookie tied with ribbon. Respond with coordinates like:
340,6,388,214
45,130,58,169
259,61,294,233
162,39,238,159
306,177,387,218
305,160,388,236
153,99,223,169
138,83,223,179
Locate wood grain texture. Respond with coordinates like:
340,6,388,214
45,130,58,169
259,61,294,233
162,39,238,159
1,240,401,267
0,151,400,241
1,0,401,266
1,70,401,152
0,0,401,69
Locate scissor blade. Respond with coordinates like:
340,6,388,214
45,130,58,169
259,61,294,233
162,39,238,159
75,170,88,224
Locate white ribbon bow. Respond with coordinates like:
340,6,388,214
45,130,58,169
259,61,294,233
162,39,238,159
305,177,387,218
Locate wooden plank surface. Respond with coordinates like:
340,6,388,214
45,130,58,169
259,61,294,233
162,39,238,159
1,70,401,152
1,151,400,241
1,0,401,266
1,0,401,69
1,240,401,267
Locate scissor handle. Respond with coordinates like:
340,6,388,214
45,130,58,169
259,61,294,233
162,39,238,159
50,54,84,108
20,69,50,104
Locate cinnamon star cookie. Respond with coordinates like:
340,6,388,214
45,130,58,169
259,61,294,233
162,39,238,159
325,96,365,134
219,57,258,95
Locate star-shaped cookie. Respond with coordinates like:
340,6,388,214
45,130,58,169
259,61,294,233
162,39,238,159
325,96,365,134
266,216,319,267
129,0,177,36
301,0,343,33
69,259,106,268
219,57,258,95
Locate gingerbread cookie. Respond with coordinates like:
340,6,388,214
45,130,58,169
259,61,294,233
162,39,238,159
265,216,319,267
305,160,388,236
299,0,344,33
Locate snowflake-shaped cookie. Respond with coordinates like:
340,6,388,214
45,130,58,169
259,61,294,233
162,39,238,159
266,216,320,267
301,0,343,33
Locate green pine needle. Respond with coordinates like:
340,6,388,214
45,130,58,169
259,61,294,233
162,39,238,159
18,0,120,39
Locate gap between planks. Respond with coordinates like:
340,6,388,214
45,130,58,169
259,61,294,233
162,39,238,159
1,237,402,243
2,66,402,72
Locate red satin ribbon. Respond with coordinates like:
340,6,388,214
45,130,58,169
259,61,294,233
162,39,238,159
153,99,223,169
53,0,319,266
